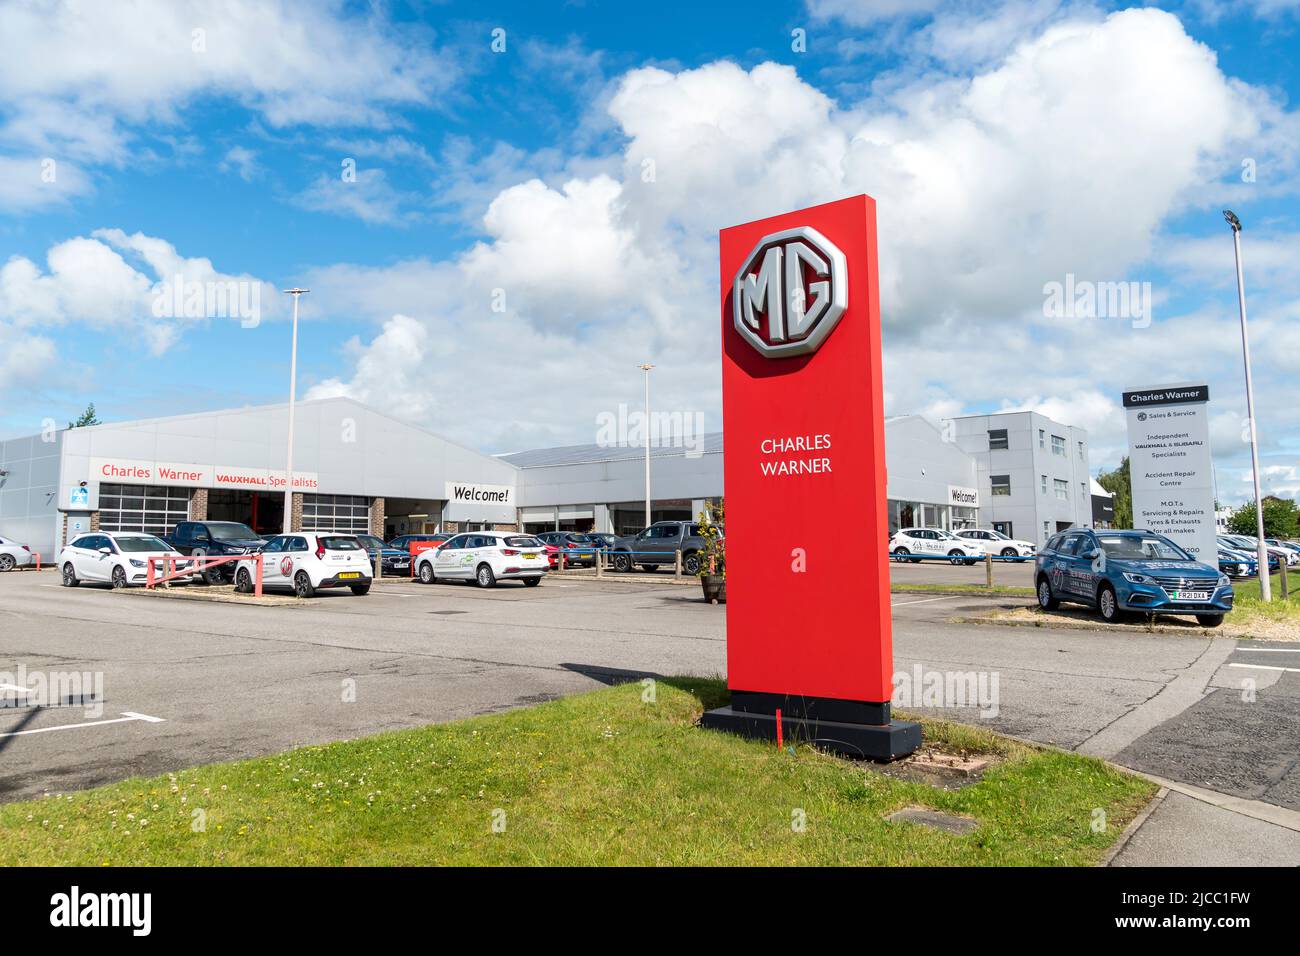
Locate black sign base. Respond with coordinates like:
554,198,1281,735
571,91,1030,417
700,691,920,761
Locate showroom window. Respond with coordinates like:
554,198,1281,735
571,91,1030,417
98,483,191,536
991,475,1011,496
1054,479,1069,500
988,429,1009,450
301,494,371,534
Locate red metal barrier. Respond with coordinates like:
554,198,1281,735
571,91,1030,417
146,554,264,597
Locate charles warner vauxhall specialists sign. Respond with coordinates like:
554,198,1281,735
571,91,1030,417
1124,384,1216,562
701,195,920,759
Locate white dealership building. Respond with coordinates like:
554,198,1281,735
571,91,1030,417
0,398,1090,559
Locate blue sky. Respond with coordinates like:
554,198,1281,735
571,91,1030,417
2,0,1299,503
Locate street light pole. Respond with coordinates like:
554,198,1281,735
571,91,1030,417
281,288,309,535
1223,210,1270,602
639,363,654,528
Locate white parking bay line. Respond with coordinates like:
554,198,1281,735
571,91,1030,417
1234,647,1300,652
0,711,165,738
1228,662,1300,674
890,595,962,607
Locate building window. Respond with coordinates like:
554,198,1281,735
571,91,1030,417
988,429,1009,451
98,483,191,536
991,475,1011,496
1081,482,1087,501
1051,434,1066,456
1040,475,1047,495
1078,441,1085,460
1038,429,1045,449
1054,478,1069,501
1043,521,1050,541
302,493,370,534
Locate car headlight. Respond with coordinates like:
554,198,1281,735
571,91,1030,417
1218,573,1230,587
129,559,146,568
1122,571,1152,585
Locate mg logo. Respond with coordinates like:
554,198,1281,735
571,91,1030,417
732,226,848,358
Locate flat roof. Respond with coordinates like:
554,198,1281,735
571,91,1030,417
501,433,723,468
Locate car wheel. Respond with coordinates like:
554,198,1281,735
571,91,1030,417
1195,614,1223,628
523,576,541,587
1098,583,1124,623
476,563,496,588
234,567,254,593
111,565,128,589
948,549,965,566
350,584,370,596
294,570,315,598
892,547,910,563
1036,576,1059,611
963,558,978,566
0,554,14,572
641,564,658,573
194,549,218,585
61,563,80,588
1000,547,1017,558
418,561,435,584
612,553,632,573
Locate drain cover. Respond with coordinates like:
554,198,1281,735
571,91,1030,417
886,806,979,834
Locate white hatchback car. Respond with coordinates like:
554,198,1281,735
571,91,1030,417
415,532,549,587
889,528,984,565
59,532,194,588
235,533,374,597
954,528,1037,559
0,534,37,571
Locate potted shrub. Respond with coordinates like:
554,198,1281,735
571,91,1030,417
697,499,725,604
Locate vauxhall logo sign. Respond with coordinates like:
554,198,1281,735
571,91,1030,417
732,225,848,358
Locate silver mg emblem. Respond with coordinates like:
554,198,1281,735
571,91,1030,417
733,226,848,358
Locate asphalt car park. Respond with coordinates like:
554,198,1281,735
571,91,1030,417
3,565,1299,863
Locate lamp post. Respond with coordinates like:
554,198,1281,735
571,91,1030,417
1223,210,1270,601
638,363,654,528
281,288,309,535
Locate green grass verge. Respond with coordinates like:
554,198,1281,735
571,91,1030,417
1230,572,1300,627
0,680,1154,866
892,583,1034,596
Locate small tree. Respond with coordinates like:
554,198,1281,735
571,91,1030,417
1096,457,1133,529
1229,498,1299,539
68,403,101,428
697,498,725,577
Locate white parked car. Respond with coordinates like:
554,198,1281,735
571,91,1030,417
0,535,37,571
415,532,549,587
235,533,373,597
953,528,1037,558
59,532,193,588
889,528,984,565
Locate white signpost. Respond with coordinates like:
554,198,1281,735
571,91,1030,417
1123,384,1217,563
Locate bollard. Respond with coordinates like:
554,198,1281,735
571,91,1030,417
559,552,566,572
985,553,993,588
674,549,682,579
596,550,603,578
374,552,383,582
1281,559,1290,600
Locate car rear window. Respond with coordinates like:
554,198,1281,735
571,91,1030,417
321,536,363,551
504,536,543,548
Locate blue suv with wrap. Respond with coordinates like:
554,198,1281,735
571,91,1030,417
1036,528,1233,627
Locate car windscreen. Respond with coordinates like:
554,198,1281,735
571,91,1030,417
356,535,384,550
1097,535,1190,561
208,522,258,542
115,536,172,552
566,533,592,542
504,536,543,548
320,536,364,551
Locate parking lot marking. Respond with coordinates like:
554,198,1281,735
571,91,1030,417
0,711,165,738
1233,647,1300,653
890,595,962,607
1228,662,1300,674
